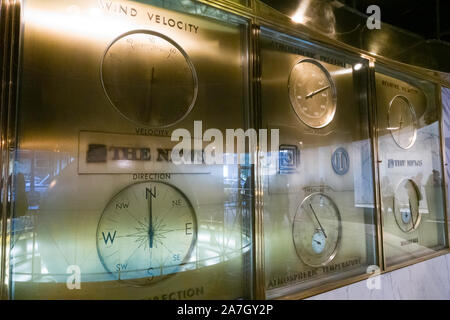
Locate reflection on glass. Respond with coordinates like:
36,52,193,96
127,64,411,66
9,0,251,299
260,28,377,298
443,87,450,216
376,68,447,267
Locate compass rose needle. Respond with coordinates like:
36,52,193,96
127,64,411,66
309,203,327,238
305,85,330,99
148,194,154,249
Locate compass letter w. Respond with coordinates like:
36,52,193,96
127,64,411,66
102,231,117,245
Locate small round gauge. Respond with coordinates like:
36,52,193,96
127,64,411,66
388,95,417,149
96,181,197,283
393,179,421,233
288,59,337,128
311,232,326,254
101,30,198,128
293,193,341,267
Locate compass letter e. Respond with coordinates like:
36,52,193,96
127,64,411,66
66,265,81,290
366,265,381,290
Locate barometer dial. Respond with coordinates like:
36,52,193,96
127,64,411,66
292,193,341,267
388,95,417,149
394,179,421,233
288,59,337,128
96,181,197,282
101,30,198,128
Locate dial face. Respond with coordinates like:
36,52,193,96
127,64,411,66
292,193,341,267
388,95,417,149
101,30,198,128
96,181,197,283
311,232,326,254
288,59,337,128
394,179,421,233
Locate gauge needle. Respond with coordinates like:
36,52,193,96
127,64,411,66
148,195,154,249
309,204,327,238
144,66,155,123
409,200,415,230
313,239,322,245
305,85,330,99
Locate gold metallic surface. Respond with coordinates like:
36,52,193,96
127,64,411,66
1,0,449,300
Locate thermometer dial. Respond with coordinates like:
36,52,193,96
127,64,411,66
293,193,341,267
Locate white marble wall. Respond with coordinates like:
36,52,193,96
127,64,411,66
308,253,450,299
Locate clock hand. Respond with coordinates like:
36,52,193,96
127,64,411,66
305,85,330,99
143,66,155,123
309,204,327,239
313,239,322,245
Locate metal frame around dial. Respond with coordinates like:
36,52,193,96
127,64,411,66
96,180,198,287
287,58,338,129
387,94,418,150
100,29,199,129
393,178,422,233
292,192,342,268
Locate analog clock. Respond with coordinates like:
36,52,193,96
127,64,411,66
101,30,198,128
288,59,337,128
292,193,341,267
96,181,197,283
388,95,417,149
393,179,421,233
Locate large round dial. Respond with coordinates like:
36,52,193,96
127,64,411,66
96,181,197,283
388,95,417,149
288,59,337,128
292,193,341,267
393,179,421,233
101,30,198,128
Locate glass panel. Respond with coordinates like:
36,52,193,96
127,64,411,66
376,67,447,267
10,0,251,299
260,28,377,298
442,87,450,218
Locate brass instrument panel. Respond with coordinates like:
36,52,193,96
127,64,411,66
260,28,377,298
376,68,447,267
10,0,252,299
4,0,449,301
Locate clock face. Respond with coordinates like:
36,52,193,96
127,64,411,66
394,179,421,233
96,181,197,283
292,193,341,267
101,30,198,128
288,59,337,128
388,95,417,149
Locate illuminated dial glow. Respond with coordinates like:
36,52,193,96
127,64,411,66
96,181,197,283
311,231,326,254
101,30,198,128
388,95,417,149
394,179,421,233
293,193,341,267
288,59,337,128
